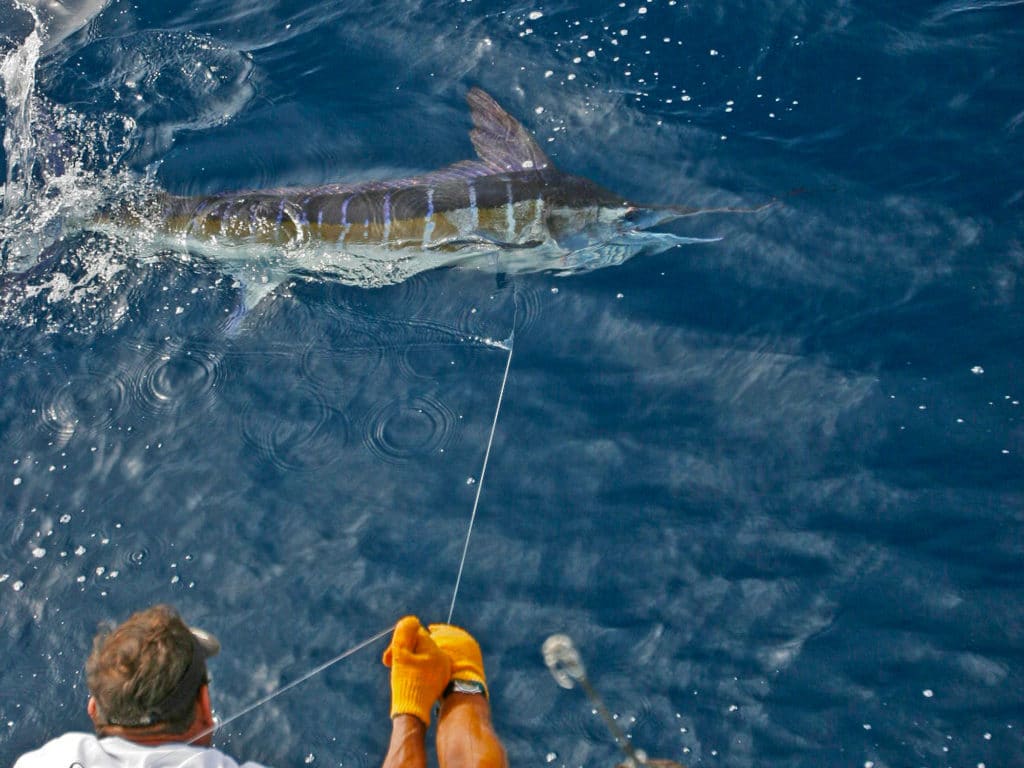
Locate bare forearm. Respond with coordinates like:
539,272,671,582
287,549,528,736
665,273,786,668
436,694,508,768
382,715,428,768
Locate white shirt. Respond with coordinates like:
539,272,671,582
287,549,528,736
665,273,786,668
13,732,271,768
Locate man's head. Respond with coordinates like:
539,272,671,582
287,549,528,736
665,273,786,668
85,604,220,744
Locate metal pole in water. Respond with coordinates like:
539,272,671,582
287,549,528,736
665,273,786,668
542,634,649,768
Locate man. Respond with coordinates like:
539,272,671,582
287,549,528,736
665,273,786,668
13,605,507,768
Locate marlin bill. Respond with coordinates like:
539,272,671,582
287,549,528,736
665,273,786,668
101,88,771,305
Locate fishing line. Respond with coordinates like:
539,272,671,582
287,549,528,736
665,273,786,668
447,284,518,623
174,288,517,744
190,625,394,743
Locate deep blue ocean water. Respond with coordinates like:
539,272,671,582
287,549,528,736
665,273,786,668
1,1,1022,767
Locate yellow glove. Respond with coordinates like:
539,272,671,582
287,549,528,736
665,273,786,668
428,623,487,696
382,615,452,725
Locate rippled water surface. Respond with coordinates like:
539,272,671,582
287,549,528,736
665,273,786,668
1,1,1022,766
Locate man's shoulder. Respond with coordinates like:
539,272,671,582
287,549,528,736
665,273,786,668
13,732,272,768
13,731,98,767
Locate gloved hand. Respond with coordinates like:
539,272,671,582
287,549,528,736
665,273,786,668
428,623,487,696
382,615,452,725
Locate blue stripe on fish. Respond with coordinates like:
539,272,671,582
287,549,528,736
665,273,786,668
423,187,435,246
468,182,478,229
276,200,286,235
505,180,514,242
339,196,350,243
190,201,209,236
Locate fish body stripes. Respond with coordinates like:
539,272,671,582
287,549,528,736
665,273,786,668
159,169,618,251
423,187,435,246
106,87,753,306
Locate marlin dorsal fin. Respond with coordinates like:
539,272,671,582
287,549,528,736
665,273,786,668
466,87,552,173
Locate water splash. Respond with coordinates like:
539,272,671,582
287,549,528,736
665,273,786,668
1,9,44,220
0,4,218,337
0,7,722,334
0,2,138,277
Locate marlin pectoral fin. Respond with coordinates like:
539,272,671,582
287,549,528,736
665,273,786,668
425,233,545,252
608,231,722,248
466,87,553,172
555,231,722,274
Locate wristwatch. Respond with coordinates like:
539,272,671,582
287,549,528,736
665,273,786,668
444,679,487,698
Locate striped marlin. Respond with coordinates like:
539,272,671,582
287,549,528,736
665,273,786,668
108,88,768,305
